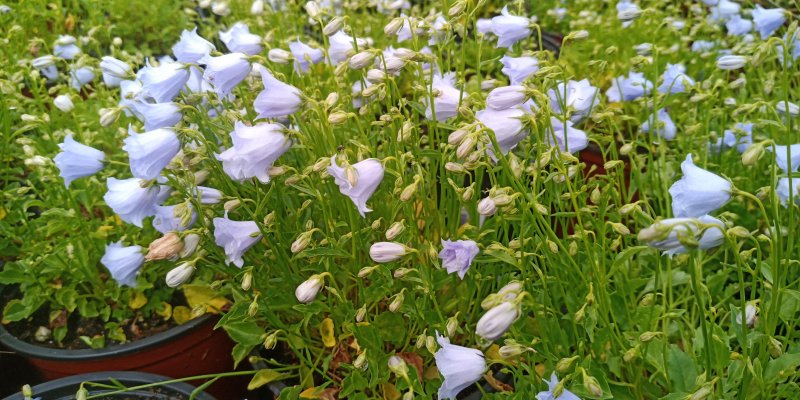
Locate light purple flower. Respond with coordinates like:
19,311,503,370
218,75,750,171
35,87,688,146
172,27,215,63
220,22,263,55
327,155,384,217
476,107,528,158
721,122,753,153
548,79,599,123
139,61,190,103
536,373,580,400
100,241,144,288
254,65,303,119
153,204,196,234
500,55,538,85
640,215,725,256
486,85,527,110
770,144,800,173
215,121,291,183
438,239,479,279
123,126,181,180
752,5,785,39
213,215,262,268
54,35,81,60
328,31,367,65
100,56,131,87
54,134,105,187
289,40,324,73
669,154,731,218
547,117,588,153
134,101,183,131
425,72,461,120
203,53,252,98
726,15,752,36
606,71,652,102
434,334,486,400
193,186,223,204
658,63,694,94
103,177,162,227
777,178,800,206
491,6,531,48
641,108,677,141
69,66,95,90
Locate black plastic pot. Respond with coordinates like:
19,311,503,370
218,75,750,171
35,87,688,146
2,371,215,400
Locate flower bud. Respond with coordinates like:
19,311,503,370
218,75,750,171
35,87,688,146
54,95,74,112
476,302,520,341
386,220,405,240
388,355,409,378
146,232,184,261
446,314,459,337
295,274,325,303
399,180,418,202
445,162,466,173
76,387,88,400
639,293,654,307
456,136,476,159
498,343,529,358
304,1,321,18
555,356,578,373
355,305,367,322
349,51,375,70
251,0,264,14
224,199,241,211
623,346,639,362
354,350,368,369
323,16,344,36
369,242,408,263
99,107,120,127
448,0,465,16
263,331,278,349
583,374,603,397
358,265,379,278
22,385,33,400
384,18,404,36
367,68,386,83
35,326,51,342
268,48,292,64
462,185,474,201
477,197,497,216
328,111,348,125
741,142,764,166
768,336,783,358
241,271,253,291
248,296,259,317
425,335,437,354
639,331,660,342
389,291,404,312
717,55,747,70
727,226,751,238
166,262,195,287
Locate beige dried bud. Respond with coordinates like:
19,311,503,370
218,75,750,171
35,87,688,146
386,220,405,240
146,232,184,261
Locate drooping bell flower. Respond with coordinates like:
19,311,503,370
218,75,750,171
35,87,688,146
215,121,291,183
139,61,190,103
726,15,752,36
752,5,785,39
193,186,224,204
395,14,423,43
103,177,161,227
32,55,59,81
606,71,652,102
118,80,145,118
720,122,753,153
328,30,367,65
69,66,95,90
770,144,800,172
476,301,520,341
254,65,303,119
658,63,694,94
777,32,800,66
548,79,599,123
100,56,131,87
691,40,716,53
220,22,263,55
54,134,105,187
203,53,252,98
54,35,81,60
428,15,448,45
327,155,384,217
289,40,324,73
708,0,740,23
134,101,183,131
637,215,725,256
547,117,588,153
641,108,677,141
434,334,486,400
425,72,461,121
536,373,580,400
476,107,528,158
100,241,145,288
438,239,479,279
172,27,215,63
777,177,800,206
153,204,196,234
476,18,493,36
499,55,538,85
491,6,531,48
213,214,262,268
123,126,181,180
669,154,731,218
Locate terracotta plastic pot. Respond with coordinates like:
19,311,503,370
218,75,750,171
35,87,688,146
2,371,214,400
0,314,247,399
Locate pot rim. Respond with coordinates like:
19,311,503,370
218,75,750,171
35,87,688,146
1,371,215,400
0,312,213,361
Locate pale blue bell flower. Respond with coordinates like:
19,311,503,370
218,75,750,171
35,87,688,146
54,134,105,187
100,241,145,288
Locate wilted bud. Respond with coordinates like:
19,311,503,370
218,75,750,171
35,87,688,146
389,291,404,312
690,384,713,400
295,274,325,303
354,350,368,369
241,271,253,291
323,16,344,36
768,336,783,358
384,18,404,36
477,197,497,216
639,293,655,307
623,346,640,362
583,374,603,397
388,355,409,378
349,51,375,70
146,232,184,261
34,326,51,342
268,48,292,64
386,220,405,240
304,0,321,18
166,262,195,287
263,212,276,226
556,356,579,373
462,185,474,201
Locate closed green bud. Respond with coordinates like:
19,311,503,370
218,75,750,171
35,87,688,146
555,356,579,373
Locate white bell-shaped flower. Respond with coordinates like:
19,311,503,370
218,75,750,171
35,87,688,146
215,121,291,183
434,334,486,400
54,134,105,187
669,154,731,218
213,214,262,268
327,155,384,217
172,27,215,63
220,22,263,55
100,241,145,288
123,126,181,180
103,177,162,227
253,65,303,119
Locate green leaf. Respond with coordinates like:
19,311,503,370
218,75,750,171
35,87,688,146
765,352,800,383
294,247,352,259
231,342,256,369
248,369,290,390
481,249,519,268
340,370,368,397
0,262,34,284
223,321,265,346
641,270,690,295
2,299,34,322
666,345,698,393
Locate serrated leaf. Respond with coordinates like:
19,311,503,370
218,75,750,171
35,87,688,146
248,369,289,390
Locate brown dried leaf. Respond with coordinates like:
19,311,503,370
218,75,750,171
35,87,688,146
484,371,513,393
397,352,424,381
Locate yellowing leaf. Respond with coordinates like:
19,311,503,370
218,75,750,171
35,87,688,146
485,344,503,361
156,302,172,320
248,369,289,390
183,284,229,313
173,306,192,324
320,318,335,348
0,207,7,220
299,387,323,399
381,383,401,400
128,292,147,310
